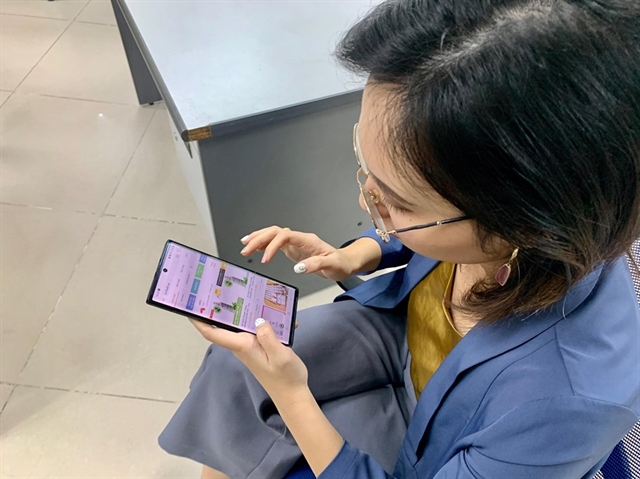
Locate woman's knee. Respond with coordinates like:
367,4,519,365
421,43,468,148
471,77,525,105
191,343,256,391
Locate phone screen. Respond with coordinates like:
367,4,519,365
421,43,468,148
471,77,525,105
149,241,297,345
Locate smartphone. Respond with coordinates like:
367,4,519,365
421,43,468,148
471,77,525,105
147,240,299,346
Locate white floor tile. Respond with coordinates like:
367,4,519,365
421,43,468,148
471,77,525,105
76,0,115,25
0,205,99,383
0,0,89,20
1,93,154,212
107,110,203,224
17,21,139,104
17,216,217,402
0,14,68,90
0,386,201,478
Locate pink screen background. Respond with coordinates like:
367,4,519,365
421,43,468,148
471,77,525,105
152,242,296,343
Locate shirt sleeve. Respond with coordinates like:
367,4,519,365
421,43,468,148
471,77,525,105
318,441,397,479
319,396,638,479
433,396,638,479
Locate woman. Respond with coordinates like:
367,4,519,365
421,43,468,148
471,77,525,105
159,0,640,477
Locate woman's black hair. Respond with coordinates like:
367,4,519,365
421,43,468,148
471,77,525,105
337,0,640,322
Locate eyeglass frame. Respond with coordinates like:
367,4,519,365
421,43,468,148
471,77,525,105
353,123,470,243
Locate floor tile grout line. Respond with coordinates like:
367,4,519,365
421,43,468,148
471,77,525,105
0,202,97,214
0,382,178,405
0,385,16,414
72,2,94,28
8,0,90,93
14,216,105,380
76,19,117,27
100,108,160,216
0,90,14,109
0,203,197,226
0,11,73,22
25,91,151,108
102,213,198,226
5,11,148,109
0,0,93,22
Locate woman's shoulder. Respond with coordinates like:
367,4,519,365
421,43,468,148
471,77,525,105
553,257,639,410
494,255,639,411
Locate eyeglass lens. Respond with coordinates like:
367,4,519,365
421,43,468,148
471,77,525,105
354,124,391,240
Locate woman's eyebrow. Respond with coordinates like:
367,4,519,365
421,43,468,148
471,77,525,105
369,171,417,208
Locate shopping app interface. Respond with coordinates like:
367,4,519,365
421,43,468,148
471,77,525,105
153,243,295,342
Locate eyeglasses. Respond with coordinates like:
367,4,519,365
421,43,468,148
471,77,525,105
353,123,469,243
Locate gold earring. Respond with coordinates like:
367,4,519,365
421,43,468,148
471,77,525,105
369,191,380,204
496,247,519,286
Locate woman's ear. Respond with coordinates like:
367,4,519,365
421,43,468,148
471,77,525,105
358,188,392,220
374,196,391,219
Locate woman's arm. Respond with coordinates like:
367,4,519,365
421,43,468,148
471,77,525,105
276,387,401,479
341,236,384,273
354,227,415,273
271,388,345,477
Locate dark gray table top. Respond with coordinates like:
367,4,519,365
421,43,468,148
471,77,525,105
119,0,377,140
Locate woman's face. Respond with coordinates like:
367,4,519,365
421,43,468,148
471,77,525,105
358,83,508,265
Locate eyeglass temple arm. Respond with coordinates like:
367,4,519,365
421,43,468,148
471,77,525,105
392,215,470,234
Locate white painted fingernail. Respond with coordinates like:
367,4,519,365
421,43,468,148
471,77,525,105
241,235,250,243
255,318,266,327
294,263,307,274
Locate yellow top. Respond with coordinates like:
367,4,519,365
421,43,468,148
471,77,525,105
407,262,462,399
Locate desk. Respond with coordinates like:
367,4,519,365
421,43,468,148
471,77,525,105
111,0,379,294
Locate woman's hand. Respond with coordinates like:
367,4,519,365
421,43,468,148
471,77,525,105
189,318,309,403
240,226,358,281
191,318,346,476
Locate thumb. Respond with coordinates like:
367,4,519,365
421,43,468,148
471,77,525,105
254,318,281,356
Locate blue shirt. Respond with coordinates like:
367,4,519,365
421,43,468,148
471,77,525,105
323,228,640,479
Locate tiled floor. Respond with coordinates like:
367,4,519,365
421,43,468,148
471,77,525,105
0,1,342,476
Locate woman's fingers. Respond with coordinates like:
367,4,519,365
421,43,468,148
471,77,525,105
189,319,254,353
240,226,275,245
190,319,274,370
239,227,337,269
241,227,315,263
240,227,273,249
190,319,236,346
262,230,322,263
240,227,286,258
